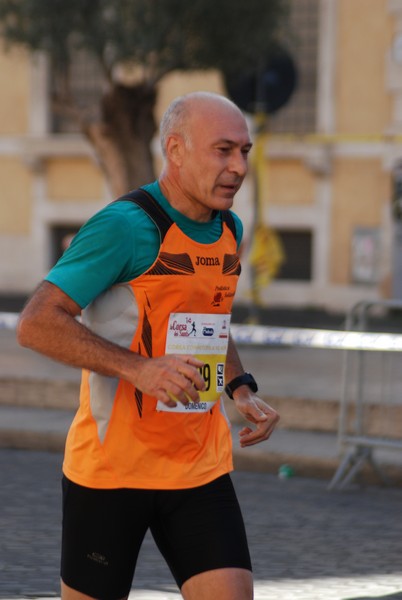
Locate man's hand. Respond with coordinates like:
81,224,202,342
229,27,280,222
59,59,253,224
233,392,280,447
130,354,206,408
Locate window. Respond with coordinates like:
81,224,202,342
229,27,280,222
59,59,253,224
50,50,105,133
275,229,312,281
50,224,81,266
270,0,319,134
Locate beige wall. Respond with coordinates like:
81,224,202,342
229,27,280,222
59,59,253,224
267,159,315,206
0,45,30,135
0,157,32,233
46,158,104,201
336,0,393,134
330,158,389,284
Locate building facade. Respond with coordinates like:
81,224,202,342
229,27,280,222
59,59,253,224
1,0,402,312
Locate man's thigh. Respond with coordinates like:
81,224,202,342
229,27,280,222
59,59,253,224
61,476,151,600
150,474,252,590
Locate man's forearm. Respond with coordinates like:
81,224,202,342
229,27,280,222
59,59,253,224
225,333,245,383
17,282,206,406
17,281,143,381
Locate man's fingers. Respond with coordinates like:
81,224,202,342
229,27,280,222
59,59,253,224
239,424,273,447
238,405,280,447
167,377,199,404
159,364,206,406
181,355,204,368
155,389,178,408
175,356,206,392
133,354,207,405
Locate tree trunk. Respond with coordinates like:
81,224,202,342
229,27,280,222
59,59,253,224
83,83,157,198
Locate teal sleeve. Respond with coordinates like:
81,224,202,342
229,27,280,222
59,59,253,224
45,203,159,308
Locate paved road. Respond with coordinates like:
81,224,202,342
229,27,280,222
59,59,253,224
1,449,402,600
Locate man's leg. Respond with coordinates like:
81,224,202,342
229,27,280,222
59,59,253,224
61,477,150,600
61,579,129,600
61,580,93,600
151,475,252,597
181,567,253,600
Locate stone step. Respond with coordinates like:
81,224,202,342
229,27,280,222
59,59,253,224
0,376,338,430
2,376,402,438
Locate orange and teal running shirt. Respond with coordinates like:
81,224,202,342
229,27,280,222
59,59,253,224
46,181,242,308
46,184,243,489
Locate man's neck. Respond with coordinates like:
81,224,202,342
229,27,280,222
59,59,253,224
158,175,214,223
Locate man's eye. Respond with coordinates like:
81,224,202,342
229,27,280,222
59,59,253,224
218,147,230,153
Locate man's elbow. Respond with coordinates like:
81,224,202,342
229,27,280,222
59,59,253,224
16,310,38,349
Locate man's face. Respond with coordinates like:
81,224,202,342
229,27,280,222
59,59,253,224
176,102,252,220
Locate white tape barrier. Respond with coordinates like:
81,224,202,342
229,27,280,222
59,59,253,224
230,324,402,352
2,312,402,352
0,312,19,331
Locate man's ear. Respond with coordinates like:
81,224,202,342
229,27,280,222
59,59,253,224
165,134,184,166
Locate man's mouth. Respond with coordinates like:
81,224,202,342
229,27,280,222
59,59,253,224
219,182,239,192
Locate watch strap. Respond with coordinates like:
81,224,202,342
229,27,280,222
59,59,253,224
224,372,258,399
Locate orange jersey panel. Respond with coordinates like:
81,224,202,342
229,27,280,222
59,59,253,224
63,218,240,489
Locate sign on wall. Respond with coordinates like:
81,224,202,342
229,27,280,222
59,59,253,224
351,227,380,284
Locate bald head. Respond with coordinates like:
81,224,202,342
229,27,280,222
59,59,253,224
160,92,245,158
158,91,251,220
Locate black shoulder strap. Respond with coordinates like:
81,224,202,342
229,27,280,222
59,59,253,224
221,210,237,241
116,189,237,242
116,188,173,241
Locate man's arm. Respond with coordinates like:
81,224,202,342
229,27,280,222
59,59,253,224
226,333,279,447
17,281,205,408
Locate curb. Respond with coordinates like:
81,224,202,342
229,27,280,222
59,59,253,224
2,425,402,487
0,429,66,453
0,426,338,479
234,447,402,484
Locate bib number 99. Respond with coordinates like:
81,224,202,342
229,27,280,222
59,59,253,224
198,363,211,391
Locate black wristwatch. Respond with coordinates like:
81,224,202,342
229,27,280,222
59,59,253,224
224,372,258,399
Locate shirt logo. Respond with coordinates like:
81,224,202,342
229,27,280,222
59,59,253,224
195,256,221,266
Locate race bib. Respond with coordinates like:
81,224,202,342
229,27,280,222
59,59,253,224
156,313,230,413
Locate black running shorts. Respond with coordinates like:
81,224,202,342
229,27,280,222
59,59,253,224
61,473,252,599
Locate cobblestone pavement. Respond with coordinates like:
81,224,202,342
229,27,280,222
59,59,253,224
1,449,402,600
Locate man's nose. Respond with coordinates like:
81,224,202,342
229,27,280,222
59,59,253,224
228,151,248,177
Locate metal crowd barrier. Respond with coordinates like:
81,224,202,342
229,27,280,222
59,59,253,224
3,304,402,489
327,300,402,490
234,306,402,490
